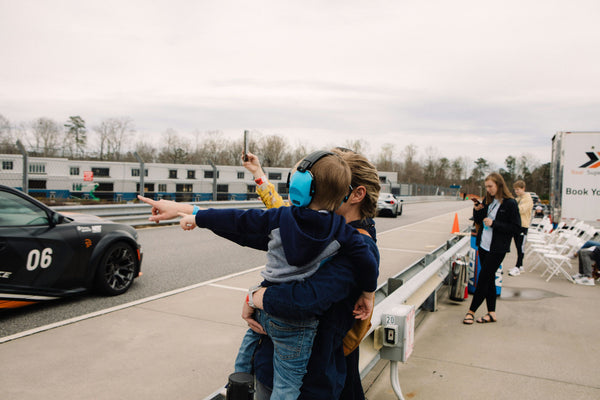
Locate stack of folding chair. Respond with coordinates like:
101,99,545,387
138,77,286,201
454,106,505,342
526,221,568,272
532,221,596,282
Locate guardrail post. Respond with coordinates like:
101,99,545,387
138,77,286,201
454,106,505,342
209,160,217,201
134,151,145,197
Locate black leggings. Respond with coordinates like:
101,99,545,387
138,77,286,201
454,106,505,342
513,227,528,267
469,249,506,313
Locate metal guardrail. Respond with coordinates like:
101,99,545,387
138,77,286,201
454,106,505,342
53,200,268,226
52,196,458,227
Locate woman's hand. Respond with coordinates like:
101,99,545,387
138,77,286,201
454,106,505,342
242,300,266,335
483,217,494,227
138,195,192,222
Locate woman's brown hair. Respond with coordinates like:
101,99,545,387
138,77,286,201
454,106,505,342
332,148,381,219
484,172,513,204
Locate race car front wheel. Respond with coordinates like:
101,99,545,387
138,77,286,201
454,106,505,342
95,242,137,296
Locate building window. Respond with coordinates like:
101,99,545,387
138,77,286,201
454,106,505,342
277,182,288,195
72,183,83,191
187,170,195,179
132,169,149,176
268,172,282,181
379,176,387,183
204,170,220,179
169,169,178,179
237,171,245,179
29,164,46,174
70,167,80,176
91,167,110,177
29,179,47,189
95,182,114,191
2,161,14,170
137,183,155,192
176,184,193,192
158,184,167,192
247,184,256,193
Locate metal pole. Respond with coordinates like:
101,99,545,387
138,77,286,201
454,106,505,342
134,152,145,197
16,140,28,193
209,160,217,201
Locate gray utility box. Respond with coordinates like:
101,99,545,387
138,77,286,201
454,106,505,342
380,304,415,362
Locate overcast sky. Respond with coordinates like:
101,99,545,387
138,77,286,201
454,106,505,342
2,0,599,168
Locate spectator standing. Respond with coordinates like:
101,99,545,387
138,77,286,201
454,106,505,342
508,180,533,276
573,245,600,286
463,172,521,325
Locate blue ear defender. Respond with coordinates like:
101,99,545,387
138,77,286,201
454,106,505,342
287,150,333,207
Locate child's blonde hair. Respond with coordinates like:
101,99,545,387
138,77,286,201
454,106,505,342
306,153,352,211
513,180,526,189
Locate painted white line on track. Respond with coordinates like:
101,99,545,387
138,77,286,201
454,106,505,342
378,208,471,236
0,265,265,344
209,284,248,292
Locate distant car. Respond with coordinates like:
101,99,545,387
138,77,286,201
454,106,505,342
0,185,142,309
377,193,403,218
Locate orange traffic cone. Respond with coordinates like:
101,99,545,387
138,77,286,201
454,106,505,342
451,213,460,234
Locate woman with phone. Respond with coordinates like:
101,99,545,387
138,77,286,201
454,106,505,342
463,172,521,325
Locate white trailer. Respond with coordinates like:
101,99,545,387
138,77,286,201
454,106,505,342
550,131,600,224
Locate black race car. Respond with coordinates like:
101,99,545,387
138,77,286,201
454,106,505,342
0,185,142,309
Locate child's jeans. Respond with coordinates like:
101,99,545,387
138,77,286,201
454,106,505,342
234,309,319,400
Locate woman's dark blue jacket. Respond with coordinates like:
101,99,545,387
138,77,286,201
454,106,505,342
473,197,521,252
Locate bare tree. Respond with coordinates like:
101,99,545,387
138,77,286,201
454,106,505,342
30,117,61,156
434,157,450,186
260,135,288,167
130,140,158,163
158,129,190,164
450,158,465,185
375,143,394,172
399,144,422,183
0,114,17,153
342,139,369,155
64,116,87,158
94,117,134,160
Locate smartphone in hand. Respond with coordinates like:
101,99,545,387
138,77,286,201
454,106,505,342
471,197,481,205
243,130,249,162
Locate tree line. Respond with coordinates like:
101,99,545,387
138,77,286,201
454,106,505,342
0,113,550,199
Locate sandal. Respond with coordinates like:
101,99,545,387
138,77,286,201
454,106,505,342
462,313,474,325
476,313,497,323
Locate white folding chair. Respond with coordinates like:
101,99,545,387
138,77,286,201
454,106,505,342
540,236,585,282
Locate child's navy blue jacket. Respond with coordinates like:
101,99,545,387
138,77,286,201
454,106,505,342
256,219,379,399
195,206,378,292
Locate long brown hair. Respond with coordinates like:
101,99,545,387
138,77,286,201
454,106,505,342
331,148,381,219
484,172,513,204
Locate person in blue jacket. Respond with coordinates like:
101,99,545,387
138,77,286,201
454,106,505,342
243,149,381,399
463,172,521,325
179,151,378,400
